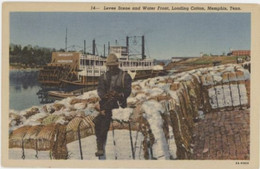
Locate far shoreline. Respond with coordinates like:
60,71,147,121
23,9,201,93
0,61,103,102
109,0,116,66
9,65,42,71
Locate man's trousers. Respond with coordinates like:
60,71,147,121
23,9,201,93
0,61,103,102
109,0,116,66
94,110,112,150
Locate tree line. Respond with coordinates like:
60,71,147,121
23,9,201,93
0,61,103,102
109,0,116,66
9,44,65,68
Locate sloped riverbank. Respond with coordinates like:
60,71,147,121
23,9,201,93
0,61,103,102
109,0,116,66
9,63,250,160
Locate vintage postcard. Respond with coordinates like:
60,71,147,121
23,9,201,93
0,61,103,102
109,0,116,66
1,2,259,168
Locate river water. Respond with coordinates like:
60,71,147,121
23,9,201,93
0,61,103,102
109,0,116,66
10,70,46,111
9,69,95,111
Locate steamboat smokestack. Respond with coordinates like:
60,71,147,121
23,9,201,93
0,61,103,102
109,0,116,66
126,36,129,59
92,39,96,55
142,35,145,59
65,28,68,52
108,41,110,55
84,40,86,54
104,44,106,57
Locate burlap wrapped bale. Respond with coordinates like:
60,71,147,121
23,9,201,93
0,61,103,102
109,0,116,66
222,72,229,83
41,114,60,125
9,126,31,148
36,124,57,150
66,115,95,143
205,75,213,85
51,124,68,159
236,71,245,80
170,82,180,91
24,107,40,119
168,107,193,159
184,80,198,120
245,80,250,107
52,103,65,111
139,118,155,160
23,125,44,149
200,76,213,113
185,79,200,118
165,77,174,84
87,97,100,104
228,72,237,81
177,88,194,139
70,98,87,105
42,105,48,114
9,113,23,127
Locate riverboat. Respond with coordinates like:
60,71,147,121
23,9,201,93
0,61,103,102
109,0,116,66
38,36,165,88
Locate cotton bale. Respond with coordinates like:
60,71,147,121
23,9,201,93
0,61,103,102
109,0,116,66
87,97,99,104
149,87,164,97
169,104,193,159
131,103,145,122
205,75,213,85
200,75,206,85
187,84,201,113
170,82,180,91
155,95,172,102
23,125,44,149
24,107,40,119
53,103,65,111
132,84,142,90
36,124,57,150
222,73,229,83
127,96,138,107
9,113,23,127
228,72,237,81
66,117,83,132
135,91,147,96
135,92,148,101
181,83,198,119
9,126,31,148
236,71,246,81
166,78,174,84
41,114,60,125
245,80,250,107
42,105,48,113
23,125,43,140
51,124,68,159
70,98,86,105
66,116,95,143
64,110,84,120
168,98,178,111
178,88,194,130
82,115,95,131
74,102,87,110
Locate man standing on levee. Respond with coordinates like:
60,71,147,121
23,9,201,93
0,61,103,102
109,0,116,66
94,53,132,157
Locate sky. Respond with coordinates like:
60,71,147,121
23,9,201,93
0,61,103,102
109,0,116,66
10,12,250,59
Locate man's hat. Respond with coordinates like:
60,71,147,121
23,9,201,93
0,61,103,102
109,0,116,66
106,53,119,66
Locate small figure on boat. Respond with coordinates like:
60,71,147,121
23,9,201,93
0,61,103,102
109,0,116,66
94,53,132,157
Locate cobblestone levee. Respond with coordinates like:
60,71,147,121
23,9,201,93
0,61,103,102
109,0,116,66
193,109,250,160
